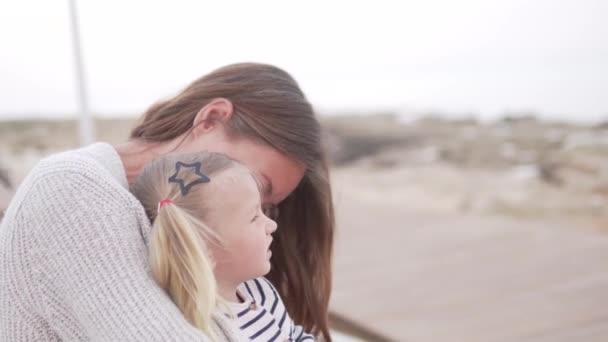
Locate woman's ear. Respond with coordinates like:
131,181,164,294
192,98,234,135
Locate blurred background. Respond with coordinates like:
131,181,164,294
1,1,607,341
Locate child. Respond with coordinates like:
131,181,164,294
130,151,314,341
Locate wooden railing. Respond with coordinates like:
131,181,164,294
329,311,395,342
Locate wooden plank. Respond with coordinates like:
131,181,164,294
330,199,608,341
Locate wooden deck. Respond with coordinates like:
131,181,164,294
330,199,608,341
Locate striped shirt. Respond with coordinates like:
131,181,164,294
225,277,315,342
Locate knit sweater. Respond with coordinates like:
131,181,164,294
0,143,240,341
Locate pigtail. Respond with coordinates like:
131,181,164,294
149,203,220,341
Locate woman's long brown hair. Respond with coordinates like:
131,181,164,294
130,63,334,341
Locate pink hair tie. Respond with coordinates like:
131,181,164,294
158,198,173,211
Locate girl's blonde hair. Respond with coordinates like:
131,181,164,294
130,152,242,339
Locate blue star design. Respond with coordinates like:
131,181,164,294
168,161,210,196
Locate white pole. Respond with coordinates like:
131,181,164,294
68,0,94,146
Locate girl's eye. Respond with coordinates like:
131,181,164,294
251,215,259,223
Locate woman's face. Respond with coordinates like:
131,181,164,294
177,125,306,207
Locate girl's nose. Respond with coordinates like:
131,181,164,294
267,218,278,234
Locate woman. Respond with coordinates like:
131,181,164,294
0,63,334,341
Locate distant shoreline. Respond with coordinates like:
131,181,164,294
0,111,606,127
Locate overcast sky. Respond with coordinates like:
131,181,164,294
0,0,607,122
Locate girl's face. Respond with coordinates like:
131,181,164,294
204,167,278,287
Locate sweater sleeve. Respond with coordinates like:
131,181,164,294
19,170,213,341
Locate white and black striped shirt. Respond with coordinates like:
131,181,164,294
225,277,315,341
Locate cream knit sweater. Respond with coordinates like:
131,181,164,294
0,143,240,341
